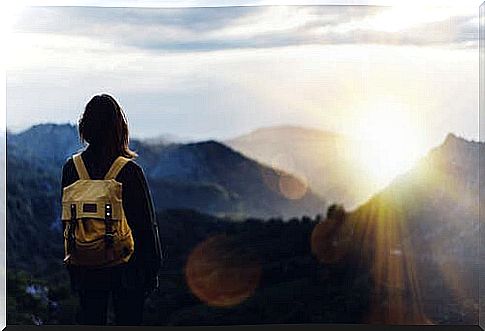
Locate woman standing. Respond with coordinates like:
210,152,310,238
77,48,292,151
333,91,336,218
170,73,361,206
60,94,162,325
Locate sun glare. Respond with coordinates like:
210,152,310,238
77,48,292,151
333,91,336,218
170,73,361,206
349,98,425,190
364,5,469,33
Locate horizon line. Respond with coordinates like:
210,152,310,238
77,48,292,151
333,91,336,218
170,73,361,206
5,121,482,147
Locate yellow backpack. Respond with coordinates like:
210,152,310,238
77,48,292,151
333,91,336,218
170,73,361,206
61,153,135,268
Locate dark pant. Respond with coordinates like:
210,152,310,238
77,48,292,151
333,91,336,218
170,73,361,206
73,264,147,325
78,286,145,325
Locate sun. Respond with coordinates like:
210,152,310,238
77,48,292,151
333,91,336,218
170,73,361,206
349,98,426,190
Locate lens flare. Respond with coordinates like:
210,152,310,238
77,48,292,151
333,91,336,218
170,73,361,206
349,197,432,324
260,166,308,200
269,152,298,176
185,234,261,308
278,173,308,200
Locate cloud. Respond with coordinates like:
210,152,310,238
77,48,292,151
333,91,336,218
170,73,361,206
6,4,478,144
12,5,478,54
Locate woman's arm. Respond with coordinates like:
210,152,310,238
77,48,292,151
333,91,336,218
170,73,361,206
121,161,162,290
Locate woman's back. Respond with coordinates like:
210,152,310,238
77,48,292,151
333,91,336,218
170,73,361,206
60,94,161,325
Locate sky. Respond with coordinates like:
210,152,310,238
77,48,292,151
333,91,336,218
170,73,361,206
4,2,481,152
0,2,482,329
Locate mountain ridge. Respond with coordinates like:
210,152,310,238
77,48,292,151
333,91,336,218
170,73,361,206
7,123,325,219
344,131,482,324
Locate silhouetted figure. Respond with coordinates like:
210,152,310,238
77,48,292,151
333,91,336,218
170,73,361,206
326,204,346,224
311,204,348,264
60,94,162,325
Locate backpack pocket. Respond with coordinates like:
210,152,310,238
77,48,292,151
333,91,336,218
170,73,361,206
66,219,135,267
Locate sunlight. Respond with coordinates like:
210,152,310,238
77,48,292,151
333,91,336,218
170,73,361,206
347,197,432,325
349,98,426,190
364,5,472,33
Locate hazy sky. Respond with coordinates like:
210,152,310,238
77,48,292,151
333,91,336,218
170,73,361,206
6,4,480,151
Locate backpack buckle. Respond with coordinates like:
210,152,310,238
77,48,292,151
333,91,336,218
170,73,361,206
104,204,114,247
63,254,72,264
105,232,114,246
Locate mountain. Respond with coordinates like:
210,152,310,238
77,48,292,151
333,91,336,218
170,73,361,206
6,124,482,325
7,123,325,220
135,140,325,219
6,122,326,282
343,133,481,324
226,126,378,209
7,123,83,172
7,150,62,273
5,124,333,325
140,133,191,146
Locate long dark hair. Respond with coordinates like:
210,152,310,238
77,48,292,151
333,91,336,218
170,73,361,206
78,94,137,159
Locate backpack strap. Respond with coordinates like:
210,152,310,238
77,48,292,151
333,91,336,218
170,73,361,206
72,153,90,180
104,156,130,180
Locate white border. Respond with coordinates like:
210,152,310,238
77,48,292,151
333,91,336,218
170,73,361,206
0,1,482,328
479,2,485,329
1,50,5,330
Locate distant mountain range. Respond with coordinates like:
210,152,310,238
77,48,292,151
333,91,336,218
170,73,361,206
7,123,325,220
227,125,386,209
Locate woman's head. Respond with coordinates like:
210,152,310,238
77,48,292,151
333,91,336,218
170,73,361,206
78,94,137,159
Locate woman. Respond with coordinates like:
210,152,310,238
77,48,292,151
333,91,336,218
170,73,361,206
61,94,162,325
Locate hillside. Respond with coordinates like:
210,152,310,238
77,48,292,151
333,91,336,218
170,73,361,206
7,123,83,173
226,126,378,209
345,133,481,324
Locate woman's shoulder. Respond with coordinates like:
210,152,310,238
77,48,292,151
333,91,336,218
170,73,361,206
61,156,79,187
62,150,85,169
124,158,143,172
119,158,147,179
62,156,75,172
62,153,146,181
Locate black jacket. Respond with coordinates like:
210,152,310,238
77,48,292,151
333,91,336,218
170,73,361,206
61,145,161,293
